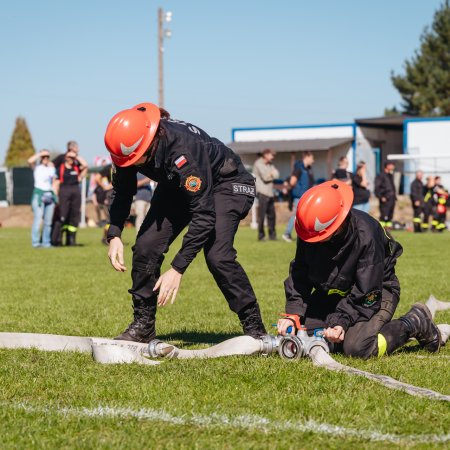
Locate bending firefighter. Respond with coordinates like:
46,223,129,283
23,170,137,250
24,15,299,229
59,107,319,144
277,180,441,358
104,103,266,342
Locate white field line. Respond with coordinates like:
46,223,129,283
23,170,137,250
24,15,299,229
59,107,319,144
3,401,450,444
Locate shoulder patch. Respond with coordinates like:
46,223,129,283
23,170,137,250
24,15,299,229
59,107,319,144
184,175,202,192
363,290,381,307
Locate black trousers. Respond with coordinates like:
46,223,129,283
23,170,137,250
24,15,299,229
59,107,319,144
302,288,399,359
130,178,257,315
257,193,276,240
59,185,81,229
412,204,423,232
379,197,395,223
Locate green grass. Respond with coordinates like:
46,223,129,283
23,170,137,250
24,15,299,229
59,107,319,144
0,227,449,449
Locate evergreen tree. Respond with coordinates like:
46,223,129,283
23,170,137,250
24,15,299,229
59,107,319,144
391,1,450,116
4,117,36,167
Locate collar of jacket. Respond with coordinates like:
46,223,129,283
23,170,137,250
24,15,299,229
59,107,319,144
325,213,357,262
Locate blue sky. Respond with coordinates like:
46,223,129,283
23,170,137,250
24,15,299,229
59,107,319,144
0,0,444,163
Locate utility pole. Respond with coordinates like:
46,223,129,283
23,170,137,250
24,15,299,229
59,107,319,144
158,8,172,108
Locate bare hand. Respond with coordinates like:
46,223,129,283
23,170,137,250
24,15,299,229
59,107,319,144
381,197,387,203
277,318,297,336
323,326,345,343
154,268,182,307
414,200,420,207
108,237,126,272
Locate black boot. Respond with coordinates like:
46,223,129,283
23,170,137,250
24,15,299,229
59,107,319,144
399,303,441,352
238,302,267,338
66,231,76,246
114,298,156,342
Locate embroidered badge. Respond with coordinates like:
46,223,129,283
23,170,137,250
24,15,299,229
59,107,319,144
363,290,381,307
184,175,202,192
175,155,188,169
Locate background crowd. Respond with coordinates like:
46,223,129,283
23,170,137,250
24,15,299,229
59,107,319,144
252,150,449,241
28,142,153,248
27,144,449,248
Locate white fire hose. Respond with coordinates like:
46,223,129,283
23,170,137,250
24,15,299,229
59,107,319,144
0,296,449,401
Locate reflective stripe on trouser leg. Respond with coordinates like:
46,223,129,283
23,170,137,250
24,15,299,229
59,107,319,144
67,225,78,232
377,333,387,357
413,218,422,223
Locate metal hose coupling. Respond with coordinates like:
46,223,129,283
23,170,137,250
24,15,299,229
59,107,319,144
148,339,178,358
278,328,330,360
259,334,281,356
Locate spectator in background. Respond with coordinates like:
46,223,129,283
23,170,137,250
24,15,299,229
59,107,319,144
93,164,113,226
54,149,88,245
282,151,315,242
352,161,371,213
252,149,279,241
432,176,448,232
53,140,81,168
410,170,424,233
332,156,352,185
375,162,396,229
93,164,113,244
28,150,58,248
135,173,153,234
422,176,435,231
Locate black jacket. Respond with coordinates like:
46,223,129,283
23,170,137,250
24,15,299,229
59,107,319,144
375,171,396,201
284,209,403,331
107,118,252,274
410,178,424,205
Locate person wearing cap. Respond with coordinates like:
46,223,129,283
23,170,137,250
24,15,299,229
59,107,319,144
28,150,58,248
252,149,279,241
104,103,267,342
277,180,441,358
53,149,88,245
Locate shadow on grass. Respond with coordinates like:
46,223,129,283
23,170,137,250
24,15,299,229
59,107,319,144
157,330,241,345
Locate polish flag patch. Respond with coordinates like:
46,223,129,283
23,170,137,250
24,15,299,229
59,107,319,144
174,155,188,169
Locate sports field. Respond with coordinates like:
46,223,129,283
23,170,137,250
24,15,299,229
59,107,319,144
0,227,449,449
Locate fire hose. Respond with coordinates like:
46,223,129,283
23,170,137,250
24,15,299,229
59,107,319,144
0,296,449,401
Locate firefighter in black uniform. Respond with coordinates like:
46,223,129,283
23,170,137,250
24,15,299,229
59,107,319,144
375,161,397,229
277,180,441,358
104,103,267,342
422,176,435,231
432,176,449,232
410,170,424,233
54,150,88,245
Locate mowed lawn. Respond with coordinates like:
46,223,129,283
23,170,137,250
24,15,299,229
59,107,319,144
0,226,449,449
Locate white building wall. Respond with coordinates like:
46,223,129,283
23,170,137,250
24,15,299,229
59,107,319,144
406,119,450,190
233,125,354,142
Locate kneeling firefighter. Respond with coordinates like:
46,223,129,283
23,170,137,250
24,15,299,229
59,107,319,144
104,103,266,342
277,180,441,358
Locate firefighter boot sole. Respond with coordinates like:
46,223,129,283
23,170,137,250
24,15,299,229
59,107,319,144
405,303,441,353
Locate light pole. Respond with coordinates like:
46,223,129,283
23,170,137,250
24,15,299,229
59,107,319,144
158,8,172,108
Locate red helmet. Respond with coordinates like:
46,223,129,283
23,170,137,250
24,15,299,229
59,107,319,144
104,102,161,167
295,180,354,242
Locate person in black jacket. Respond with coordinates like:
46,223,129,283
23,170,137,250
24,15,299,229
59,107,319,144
410,170,424,233
104,103,266,342
277,180,441,359
422,176,436,231
375,162,396,229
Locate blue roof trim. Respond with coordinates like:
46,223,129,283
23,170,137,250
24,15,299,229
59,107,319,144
231,122,355,142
